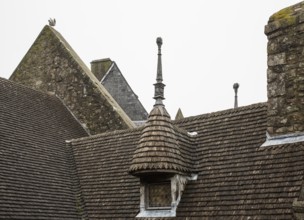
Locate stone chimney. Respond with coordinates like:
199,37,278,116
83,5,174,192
90,58,113,81
265,2,304,136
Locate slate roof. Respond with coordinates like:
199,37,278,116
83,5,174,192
0,77,88,219
70,102,304,219
99,61,148,122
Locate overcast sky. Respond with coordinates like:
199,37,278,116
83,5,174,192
0,0,301,118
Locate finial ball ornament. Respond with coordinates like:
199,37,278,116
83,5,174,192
156,37,163,47
233,83,239,90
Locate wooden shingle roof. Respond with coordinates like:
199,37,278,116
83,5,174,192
70,102,304,219
129,105,194,176
0,78,88,219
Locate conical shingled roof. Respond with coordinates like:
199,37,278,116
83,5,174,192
129,105,191,175
129,37,191,176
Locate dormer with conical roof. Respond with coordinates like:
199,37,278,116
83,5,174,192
129,38,191,177
129,38,196,218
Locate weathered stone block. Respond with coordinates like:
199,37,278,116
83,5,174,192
294,124,304,131
286,105,300,114
268,34,300,54
290,112,304,122
268,53,286,66
285,64,298,71
287,53,299,64
275,126,288,134
267,126,274,134
267,69,277,83
267,76,286,98
299,12,304,24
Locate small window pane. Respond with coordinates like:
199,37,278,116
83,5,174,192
147,182,171,208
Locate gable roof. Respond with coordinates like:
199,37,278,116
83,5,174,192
70,102,304,219
0,77,88,219
10,25,135,135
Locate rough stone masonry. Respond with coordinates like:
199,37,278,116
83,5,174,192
265,1,304,136
10,26,134,135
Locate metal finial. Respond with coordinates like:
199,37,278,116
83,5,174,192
157,37,163,48
153,37,165,106
156,37,163,82
48,18,56,27
233,83,239,108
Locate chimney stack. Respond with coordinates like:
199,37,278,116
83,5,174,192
90,58,113,81
265,2,304,136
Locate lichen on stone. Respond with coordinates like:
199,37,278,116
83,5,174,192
269,2,304,27
270,6,295,21
270,7,297,28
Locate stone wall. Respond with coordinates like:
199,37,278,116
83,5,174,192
265,2,304,136
10,25,134,135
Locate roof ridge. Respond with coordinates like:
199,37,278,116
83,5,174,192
69,126,143,143
174,102,267,124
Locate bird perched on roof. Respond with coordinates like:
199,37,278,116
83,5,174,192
48,18,56,27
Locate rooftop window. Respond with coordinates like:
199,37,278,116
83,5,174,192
136,174,197,218
146,182,171,209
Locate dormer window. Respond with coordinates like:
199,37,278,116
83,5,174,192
136,174,197,218
137,176,174,218
146,181,171,210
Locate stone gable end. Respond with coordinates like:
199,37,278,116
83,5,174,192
10,25,134,134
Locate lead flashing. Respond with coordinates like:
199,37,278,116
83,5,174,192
261,132,304,147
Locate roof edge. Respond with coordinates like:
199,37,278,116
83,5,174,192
67,126,143,144
174,102,267,124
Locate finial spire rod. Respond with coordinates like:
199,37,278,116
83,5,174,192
153,37,165,106
233,83,239,108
